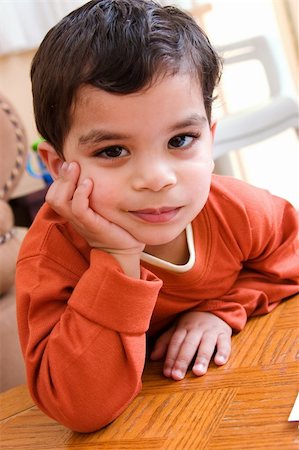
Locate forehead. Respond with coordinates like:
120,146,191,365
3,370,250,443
73,72,203,113
66,73,208,147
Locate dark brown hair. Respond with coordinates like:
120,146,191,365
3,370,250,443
31,0,222,157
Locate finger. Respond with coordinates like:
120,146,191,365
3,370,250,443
46,162,80,214
71,178,94,220
70,178,107,238
170,329,203,381
163,328,187,378
214,332,231,366
192,332,218,376
150,326,175,361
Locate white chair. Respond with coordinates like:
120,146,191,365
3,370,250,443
213,35,299,160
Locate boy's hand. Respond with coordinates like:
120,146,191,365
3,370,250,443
45,161,145,256
150,311,232,380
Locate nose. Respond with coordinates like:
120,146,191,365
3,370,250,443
132,159,177,192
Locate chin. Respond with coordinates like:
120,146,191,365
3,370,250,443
140,229,184,247
143,237,172,246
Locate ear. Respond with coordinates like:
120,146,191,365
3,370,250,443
38,141,64,180
210,121,217,141
209,121,217,172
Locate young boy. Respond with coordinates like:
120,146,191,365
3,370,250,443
16,0,299,433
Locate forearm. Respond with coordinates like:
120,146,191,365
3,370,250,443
28,320,146,432
192,271,299,332
16,251,162,432
199,192,299,332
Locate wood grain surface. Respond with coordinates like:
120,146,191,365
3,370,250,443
0,295,298,449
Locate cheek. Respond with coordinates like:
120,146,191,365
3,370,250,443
186,161,213,192
88,178,120,216
184,163,213,209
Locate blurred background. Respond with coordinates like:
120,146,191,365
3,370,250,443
0,0,298,220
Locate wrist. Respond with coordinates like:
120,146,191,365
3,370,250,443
111,251,142,279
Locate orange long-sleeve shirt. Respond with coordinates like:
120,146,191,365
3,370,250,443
16,175,299,432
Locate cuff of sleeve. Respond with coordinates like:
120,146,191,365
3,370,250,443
192,300,247,332
69,250,162,333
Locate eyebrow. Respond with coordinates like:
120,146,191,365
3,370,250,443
78,130,130,146
78,113,207,146
167,113,207,132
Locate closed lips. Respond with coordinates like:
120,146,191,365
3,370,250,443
133,207,179,214
129,207,181,223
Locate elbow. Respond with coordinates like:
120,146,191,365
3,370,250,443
30,379,142,433
58,401,132,433
58,410,117,434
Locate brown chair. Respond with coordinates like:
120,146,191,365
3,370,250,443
0,93,27,391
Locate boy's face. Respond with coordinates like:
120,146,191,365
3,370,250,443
48,73,215,246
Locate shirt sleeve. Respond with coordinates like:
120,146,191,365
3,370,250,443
192,184,299,332
16,248,162,432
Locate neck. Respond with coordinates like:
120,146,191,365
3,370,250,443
144,230,188,265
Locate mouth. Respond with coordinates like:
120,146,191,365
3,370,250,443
129,207,181,223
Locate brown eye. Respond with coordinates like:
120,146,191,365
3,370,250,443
169,135,193,149
97,146,129,158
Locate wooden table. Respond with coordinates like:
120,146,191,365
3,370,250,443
0,296,298,449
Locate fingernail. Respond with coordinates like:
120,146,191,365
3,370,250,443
193,363,206,373
60,161,68,173
172,369,184,380
163,367,171,377
217,355,226,364
67,162,75,172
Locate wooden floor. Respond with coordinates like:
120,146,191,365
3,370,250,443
0,295,298,449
